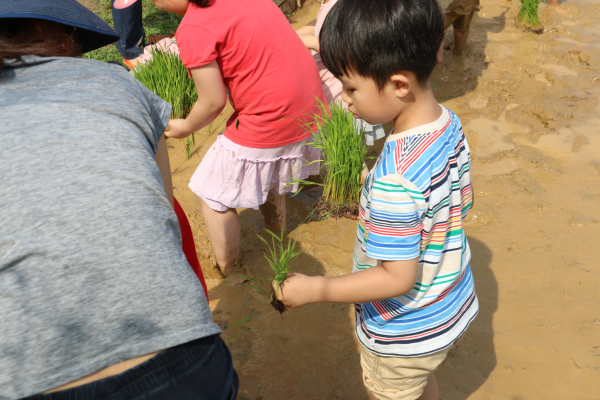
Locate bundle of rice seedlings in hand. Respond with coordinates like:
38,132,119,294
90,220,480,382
134,44,198,158
258,229,302,314
299,99,368,219
517,0,543,34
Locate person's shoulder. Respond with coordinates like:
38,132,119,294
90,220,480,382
50,56,133,81
9,56,136,88
48,57,166,110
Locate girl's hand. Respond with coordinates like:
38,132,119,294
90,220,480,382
272,273,315,309
165,119,193,139
298,34,320,53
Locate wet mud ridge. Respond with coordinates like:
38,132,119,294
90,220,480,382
166,0,600,398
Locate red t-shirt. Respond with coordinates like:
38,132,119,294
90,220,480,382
177,0,326,148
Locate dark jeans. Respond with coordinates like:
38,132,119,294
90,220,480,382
111,0,146,59
24,335,238,400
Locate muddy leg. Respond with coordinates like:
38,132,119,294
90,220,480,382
439,12,460,64
444,12,459,30
416,373,439,400
259,191,286,233
452,11,474,56
198,196,240,270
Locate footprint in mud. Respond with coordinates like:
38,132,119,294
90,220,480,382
569,211,598,227
572,136,590,152
463,209,498,228
489,168,542,195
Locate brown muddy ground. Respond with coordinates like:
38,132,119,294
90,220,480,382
168,0,600,398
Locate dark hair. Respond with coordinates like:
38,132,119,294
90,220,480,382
0,19,82,72
189,0,210,6
319,0,444,89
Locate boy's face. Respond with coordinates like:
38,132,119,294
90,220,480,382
339,72,402,126
152,0,189,16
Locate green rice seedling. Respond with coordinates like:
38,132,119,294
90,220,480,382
297,99,368,218
134,44,198,158
257,228,302,313
517,0,543,34
183,134,195,159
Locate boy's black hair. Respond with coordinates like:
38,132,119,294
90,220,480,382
319,0,444,89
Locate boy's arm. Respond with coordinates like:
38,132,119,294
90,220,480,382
165,61,227,139
275,258,419,308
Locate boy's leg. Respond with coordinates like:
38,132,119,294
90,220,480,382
259,191,286,233
198,196,240,270
417,374,439,400
367,375,438,400
360,345,450,400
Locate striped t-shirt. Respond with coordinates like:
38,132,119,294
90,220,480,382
353,106,478,357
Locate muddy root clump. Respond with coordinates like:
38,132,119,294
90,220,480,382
516,19,544,34
316,198,359,220
270,289,288,314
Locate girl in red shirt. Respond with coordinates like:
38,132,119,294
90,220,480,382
153,0,326,270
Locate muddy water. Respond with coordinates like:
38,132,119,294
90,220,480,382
167,0,600,398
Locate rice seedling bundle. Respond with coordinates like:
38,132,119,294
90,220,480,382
134,45,198,157
301,100,368,217
517,0,543,34
258,229,302,313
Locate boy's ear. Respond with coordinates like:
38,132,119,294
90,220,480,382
389,73,411,99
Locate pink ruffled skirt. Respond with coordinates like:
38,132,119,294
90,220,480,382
189,134,321,211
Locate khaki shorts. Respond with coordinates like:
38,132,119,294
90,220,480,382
360,345,452,400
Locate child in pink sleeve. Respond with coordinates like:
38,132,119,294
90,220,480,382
296,0,385,147
153,0,326,270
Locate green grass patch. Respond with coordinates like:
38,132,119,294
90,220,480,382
298,100,368,218
133,45,198,158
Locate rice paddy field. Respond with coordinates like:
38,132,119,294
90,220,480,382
82,0,600,398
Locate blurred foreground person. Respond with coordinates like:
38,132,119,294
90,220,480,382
0,1,238,399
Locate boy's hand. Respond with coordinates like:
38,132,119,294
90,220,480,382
272,273,315,309
165,119,193,139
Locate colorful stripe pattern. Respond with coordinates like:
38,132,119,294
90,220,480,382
353,107,478,357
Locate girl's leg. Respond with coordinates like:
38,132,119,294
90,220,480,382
198,197,240,270
259,191,286,233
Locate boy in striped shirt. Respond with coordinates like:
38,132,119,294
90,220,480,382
274,0,478,398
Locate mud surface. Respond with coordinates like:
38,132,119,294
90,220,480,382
167,0,600,398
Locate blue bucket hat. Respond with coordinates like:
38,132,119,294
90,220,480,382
0,0,119,53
